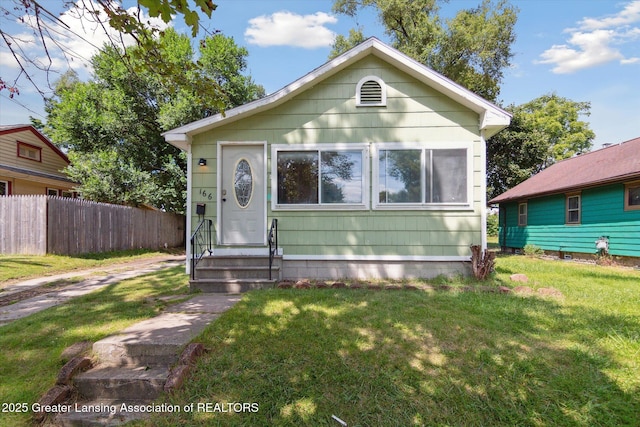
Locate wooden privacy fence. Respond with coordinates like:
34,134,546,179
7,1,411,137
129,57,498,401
0,196,185,255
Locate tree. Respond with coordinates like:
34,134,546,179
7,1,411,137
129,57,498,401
487,93,595,200
0,0,217,97
331,0,518,101
45,29,264,212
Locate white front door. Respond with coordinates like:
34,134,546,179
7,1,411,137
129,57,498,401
219,144,265,245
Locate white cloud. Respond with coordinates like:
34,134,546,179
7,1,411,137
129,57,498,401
245,11,337,48
537,0,640,73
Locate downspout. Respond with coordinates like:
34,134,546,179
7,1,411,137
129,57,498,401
480,130,488,252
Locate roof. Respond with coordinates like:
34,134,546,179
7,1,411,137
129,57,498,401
489,137,640,204
163,37,511,150
0,124,70,164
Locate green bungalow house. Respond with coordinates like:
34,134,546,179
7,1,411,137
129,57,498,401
163,38,511,291
489,137,640,260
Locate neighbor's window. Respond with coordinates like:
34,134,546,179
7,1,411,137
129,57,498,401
275,145,366,208
518,203,527,226
625,181,640,211
376,145,469,208
566,194,581,224
0,180,9,195
17,141,42,162
47,188,59,196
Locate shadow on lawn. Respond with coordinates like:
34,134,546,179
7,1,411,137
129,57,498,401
151,289,639,427
0,267,189,426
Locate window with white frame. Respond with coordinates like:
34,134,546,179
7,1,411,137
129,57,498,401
18,141,41,162
518,202,527,226
625,181,640,211
374,143,471,208
0,180,9,195
274,144,368,209
566,194,581,224
47,188,59,196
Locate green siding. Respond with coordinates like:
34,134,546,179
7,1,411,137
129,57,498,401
499,184,640,257
191,55,485,258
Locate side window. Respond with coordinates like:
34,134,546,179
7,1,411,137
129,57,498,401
518,203,527,226
624,181,640,211
566,194,581,224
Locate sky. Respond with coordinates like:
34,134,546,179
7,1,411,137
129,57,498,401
1,0,639,148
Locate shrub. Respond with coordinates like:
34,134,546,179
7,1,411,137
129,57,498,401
523,244,544,257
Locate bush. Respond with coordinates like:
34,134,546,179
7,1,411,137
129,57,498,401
523,244,544,257
487,213,499,237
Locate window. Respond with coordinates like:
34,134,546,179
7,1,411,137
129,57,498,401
47,188,59,196
274,144,367,209
0,180,9,195
566,194,581,224
356,76,386,107
61,190,74,198
17,141,42,162
374,143,470,209
625,181,640,211
518,203,527,226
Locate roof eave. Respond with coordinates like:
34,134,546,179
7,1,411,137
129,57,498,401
490,172,640,204
162,38,512,147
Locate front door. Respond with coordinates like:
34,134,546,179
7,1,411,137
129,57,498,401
220,144,265,245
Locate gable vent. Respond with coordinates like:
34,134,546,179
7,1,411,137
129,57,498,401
360,81,382,104
356,75,386,107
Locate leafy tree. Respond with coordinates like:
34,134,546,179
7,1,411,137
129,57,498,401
331,0,518,101
46,29,264,212
487,93,595,199
0,0,217,96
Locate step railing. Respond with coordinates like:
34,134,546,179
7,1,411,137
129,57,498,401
190,219,213,280
268,218,278,280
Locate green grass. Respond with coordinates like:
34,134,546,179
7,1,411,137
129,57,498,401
0,266,190,427
0,249,180,286
1,255,638,426
142,256,639,427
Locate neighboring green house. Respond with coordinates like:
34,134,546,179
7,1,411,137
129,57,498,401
163,38,511,286
490,137,640,259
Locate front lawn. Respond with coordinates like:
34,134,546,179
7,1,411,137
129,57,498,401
145,256,639,426
0,266,190,427
0,249,181,286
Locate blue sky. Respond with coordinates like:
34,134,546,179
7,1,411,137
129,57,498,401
1,0,638,148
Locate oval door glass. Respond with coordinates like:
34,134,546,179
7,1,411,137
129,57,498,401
234,159,253,207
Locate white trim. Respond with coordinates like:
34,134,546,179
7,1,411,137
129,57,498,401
480,130,488,251
283,254,470,262
212,247,282,256
371,141,473,210
271,143,370,211
356,75,387,107
185,140,193,274
162,37,511,150
217,141,268,245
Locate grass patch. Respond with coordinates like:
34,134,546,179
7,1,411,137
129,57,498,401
143,256,639,426
0,249,181,286
0,266,189,427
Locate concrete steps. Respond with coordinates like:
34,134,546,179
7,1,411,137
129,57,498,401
52,295,241,426
190,255,281,293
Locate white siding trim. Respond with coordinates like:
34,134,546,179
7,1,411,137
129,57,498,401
283,254,470,262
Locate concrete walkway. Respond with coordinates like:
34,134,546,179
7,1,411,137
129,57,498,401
0,255,185,326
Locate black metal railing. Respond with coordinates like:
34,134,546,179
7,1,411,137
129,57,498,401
268,218,279,280
190,219,213,280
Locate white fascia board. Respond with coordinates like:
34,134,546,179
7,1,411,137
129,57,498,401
162,37,511,142
163,132,191,151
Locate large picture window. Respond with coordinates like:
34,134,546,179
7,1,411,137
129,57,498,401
374,143,471,209
274,144,367,209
